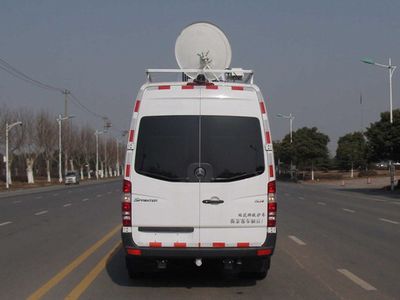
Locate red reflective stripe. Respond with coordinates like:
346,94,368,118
127,249,141,256
257,249,272,256
259,102,266,114
182,85,194,89
134,100,141,112
174,242,187,248
128,130,134,142
206,85,218,89
125,165,131,177
269,165,274,178
149,242,162,248
158,85,170,90
212,242,225,248
237,242,250,248
231,86,244,91
265,131,271,144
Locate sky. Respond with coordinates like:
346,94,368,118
1,0,400,154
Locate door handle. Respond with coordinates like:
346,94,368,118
202,197,224,205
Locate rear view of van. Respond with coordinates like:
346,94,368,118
121,79,277,279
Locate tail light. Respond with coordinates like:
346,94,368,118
122,179,132,226
267,181,277,227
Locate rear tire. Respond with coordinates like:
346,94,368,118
126,257,143,279
240,257,270,280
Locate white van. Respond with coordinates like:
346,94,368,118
121,70,277,279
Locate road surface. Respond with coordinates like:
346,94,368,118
0,180,399,299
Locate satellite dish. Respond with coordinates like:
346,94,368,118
175,22,232,80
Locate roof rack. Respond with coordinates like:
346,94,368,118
146,68,254,84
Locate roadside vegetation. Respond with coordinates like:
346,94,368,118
274,109,400,184
0,106,125,189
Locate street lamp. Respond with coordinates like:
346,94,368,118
5,121,22,189
361,58,397,123
276,113,295,143
362,57,397,191
57,114,75,183
277,113,296,179
95,130,106,180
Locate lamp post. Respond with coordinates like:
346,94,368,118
277,113,295,179
95,130,105,180
57,114,75,183
362,58,397,191
5,121,22,189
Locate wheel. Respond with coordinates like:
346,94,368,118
240,257,270,280
126,257,144,279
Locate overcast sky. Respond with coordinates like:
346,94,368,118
1,0,399,153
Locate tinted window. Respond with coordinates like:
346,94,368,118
201,116,264,182
135,115,264,182
135,116,199,182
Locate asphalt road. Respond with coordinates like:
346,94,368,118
0,180,399,300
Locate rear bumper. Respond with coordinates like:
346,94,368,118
121,231,277,258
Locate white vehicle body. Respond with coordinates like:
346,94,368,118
122,74,277,279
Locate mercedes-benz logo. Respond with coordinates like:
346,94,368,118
194,167,206,178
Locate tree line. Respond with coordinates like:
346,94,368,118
274,109,400,175
0,107,125,186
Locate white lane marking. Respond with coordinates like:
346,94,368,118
390,202,400,205
63,203,72,207
288,235,306,246
0,221,12,226
96,194,102,198
298,196,305,200
107,191,112,194
35,210,48,216
379,218,399,225
342,208,355,213
35,196,43,199
82,198,89,202
13,200,22,204
53,193,59,196
374,199,386,202
337,269,377,291
317,202,327,206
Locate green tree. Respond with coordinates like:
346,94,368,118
365,109,400,162
279,127,330,170
336,131,367,170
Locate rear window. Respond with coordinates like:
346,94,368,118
134,115,264,182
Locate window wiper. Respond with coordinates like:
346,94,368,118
211,171,263,182
138,170,188,182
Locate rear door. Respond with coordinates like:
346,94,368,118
199,87,268,247
131,87,201,248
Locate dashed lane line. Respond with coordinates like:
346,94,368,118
298,196,305,200
288,235,306,246
35,196,43,199
34,210,48,216
107,191,112,194
63,203,72,207
317,202,327,206
379,218,399,225
82,198,89,202
96,194,102,198
342,208,355,213
53,193,59,196
27,224,120,300
13,200,22,204
337,269,377,291
0,221,12,226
